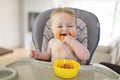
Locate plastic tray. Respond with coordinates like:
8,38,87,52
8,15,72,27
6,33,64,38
0,58,120,80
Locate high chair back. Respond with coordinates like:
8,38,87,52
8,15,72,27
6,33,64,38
32,7,100,65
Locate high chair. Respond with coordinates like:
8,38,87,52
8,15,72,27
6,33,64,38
32,7,100,65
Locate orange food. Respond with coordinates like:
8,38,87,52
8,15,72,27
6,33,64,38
57,63,74,69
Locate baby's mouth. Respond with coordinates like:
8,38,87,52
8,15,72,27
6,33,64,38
61,34,67,36
60,33,71,41
60,33,71,37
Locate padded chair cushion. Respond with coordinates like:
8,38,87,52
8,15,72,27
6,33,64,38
41,18,88,52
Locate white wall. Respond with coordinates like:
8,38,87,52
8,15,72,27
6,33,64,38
0,0,55,49
0,0,21,49
53,0,74,7
22,0,55,49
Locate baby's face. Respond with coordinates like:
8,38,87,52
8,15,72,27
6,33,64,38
51,12,76,41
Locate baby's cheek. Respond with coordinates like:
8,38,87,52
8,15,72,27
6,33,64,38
71,33,76,37
71,30,76,37
54,31,61,40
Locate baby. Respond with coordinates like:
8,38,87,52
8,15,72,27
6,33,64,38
30,8,90,63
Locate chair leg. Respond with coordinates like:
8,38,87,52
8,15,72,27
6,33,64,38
100,62,120,74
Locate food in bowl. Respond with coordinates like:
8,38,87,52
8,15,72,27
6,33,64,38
53,59,80,78
57,63,74,69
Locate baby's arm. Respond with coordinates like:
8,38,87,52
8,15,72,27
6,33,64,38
30,50,51,61
30,41,51,61
63,36,90,61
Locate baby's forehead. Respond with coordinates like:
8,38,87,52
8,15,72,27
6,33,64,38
51,12,76,18
51,13,76,22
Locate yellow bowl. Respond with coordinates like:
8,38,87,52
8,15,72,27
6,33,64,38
53,59,80,78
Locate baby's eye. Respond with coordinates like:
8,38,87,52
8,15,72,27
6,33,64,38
57,26,63,28
67,26,73,27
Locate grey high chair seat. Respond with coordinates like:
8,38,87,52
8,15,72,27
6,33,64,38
32,7,100,65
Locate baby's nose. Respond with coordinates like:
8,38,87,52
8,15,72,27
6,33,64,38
62,27,68,31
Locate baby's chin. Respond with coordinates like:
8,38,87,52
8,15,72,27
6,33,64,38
60,36,65,41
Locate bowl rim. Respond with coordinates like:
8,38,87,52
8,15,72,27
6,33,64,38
53,59,80,70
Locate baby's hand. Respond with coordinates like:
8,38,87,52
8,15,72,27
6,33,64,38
30,50,40,59
63,35,74,45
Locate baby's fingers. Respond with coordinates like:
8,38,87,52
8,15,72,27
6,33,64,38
63,36,72,42
30,51,34,58
30,50,37,58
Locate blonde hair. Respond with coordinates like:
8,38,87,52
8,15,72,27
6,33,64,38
50,7,76,26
